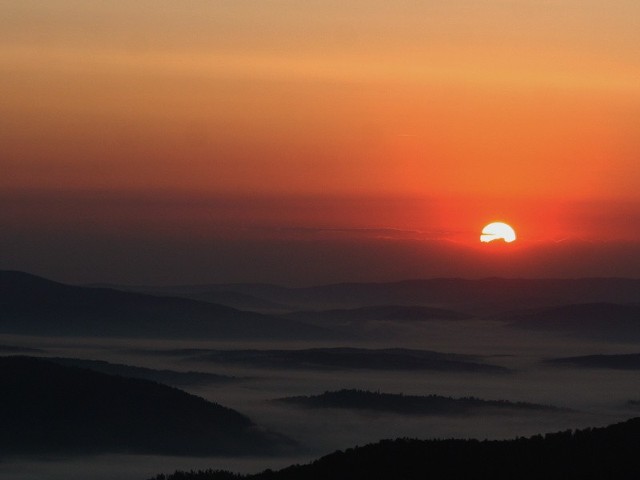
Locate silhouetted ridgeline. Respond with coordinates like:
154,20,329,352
187,291,289,311
0,344,43,353
0,270,331,340
506,303,640,341
183,348,509,374
547,353,640,370
88,283,290,311
0,356,288,456
148,417,640,480
135,278,640,312
283,305,470,324
275,389,568,415
45,357,239,387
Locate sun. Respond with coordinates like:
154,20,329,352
480,222,517,243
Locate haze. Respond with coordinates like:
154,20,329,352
2,1,640,284
2,3,640,478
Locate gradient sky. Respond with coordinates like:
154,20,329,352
1,1,639,284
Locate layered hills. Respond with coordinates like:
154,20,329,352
123,278,640,312
506,303,640,341
283,305,470,324
546,353,640,370
180,347,509,374
0,270,330,339
45,357,239,387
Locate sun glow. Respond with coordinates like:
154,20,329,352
480,222,517,243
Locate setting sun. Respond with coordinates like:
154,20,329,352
480,222,517,243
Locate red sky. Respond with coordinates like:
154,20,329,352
1,1,639,284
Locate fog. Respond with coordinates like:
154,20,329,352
2,315,639,479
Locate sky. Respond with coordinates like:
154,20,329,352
1,1,639,285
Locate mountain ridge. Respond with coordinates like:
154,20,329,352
90,276,640,312
0,270,332,340
505,302,640,341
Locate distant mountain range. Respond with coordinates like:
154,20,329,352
172,347,510,374
105,277,640,313
88,283,290,311
505,303,640,341
0,270,332,340
546,353,640,370
275,389,568,415
0,356,288,456
44,357,239,387
0,344,43,353
5,270,639,341
149,417,640,480
283,305,470,324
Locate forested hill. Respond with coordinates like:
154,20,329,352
0,356,288,456
149,417,640,480
276,389,568,415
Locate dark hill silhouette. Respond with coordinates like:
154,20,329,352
113,278,640,313
0,344,43,353
45,357,239,386
188,348,509,374
87,283,289,311
505,303,640,341
275,389,569,415
0,356,288,456
0,270,332,340
187,291,288,311
284,305,470,324
547,353,640,370
148,417,640,480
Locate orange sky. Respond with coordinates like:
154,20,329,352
1,1,639,283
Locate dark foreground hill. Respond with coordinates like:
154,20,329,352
149,417,640,480
0,270,331,340
0,356,287,456
276,389,568,415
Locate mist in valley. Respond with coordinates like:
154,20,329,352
2,285,639,480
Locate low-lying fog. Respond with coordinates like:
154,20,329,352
2,318,639,480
